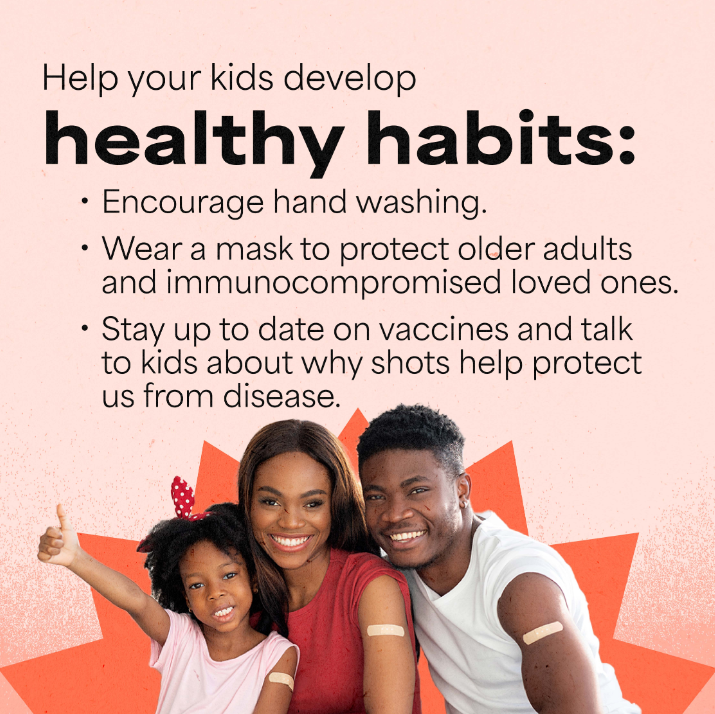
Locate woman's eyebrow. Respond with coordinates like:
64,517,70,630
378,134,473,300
256,486,327,497
257,485,282,496
300,489,327,498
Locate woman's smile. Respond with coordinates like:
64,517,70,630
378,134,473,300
251,451,333,572
269,534,314,551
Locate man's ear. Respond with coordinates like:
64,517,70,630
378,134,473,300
456,471,472,508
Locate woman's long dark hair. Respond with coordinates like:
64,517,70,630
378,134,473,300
238,420,376,631
137,502,288,636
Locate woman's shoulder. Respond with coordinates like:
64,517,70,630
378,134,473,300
329,550,411,629
334,549,408,590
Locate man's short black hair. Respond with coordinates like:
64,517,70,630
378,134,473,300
357,404,465,476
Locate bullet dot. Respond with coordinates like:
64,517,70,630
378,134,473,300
674,290,678,294
335,404,340,408
82,244,88,251
81,197,88,204
82,325,88,331
620,126,635,140
620,151,634,165
519,109,534,122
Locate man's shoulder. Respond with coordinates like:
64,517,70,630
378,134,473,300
475,513,575,606
475,512,561,565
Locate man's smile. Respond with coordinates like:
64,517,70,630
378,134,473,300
388,530,427,542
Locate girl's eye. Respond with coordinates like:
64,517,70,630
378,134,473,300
224,572,236,580
188,582,203,590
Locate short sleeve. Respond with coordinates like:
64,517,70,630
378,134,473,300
261,632,301,677
482,542,574,640
150,609,194,673
344,553,411,628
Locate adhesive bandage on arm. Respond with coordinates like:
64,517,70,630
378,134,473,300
523,621,564,645
268,672,295,691
366,624,405,637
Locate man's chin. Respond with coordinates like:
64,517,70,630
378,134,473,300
382,542,438,571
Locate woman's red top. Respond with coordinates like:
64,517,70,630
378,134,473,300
285,548,422,714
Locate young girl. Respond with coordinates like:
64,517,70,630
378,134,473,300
37,478,298,714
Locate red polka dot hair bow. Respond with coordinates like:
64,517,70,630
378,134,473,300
171,476,209,520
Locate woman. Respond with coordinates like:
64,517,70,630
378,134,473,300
238,420,421,714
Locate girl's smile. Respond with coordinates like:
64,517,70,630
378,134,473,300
179,541,255,640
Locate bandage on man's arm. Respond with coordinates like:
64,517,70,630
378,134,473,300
497,572,605,714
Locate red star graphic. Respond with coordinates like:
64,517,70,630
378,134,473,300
3,409,712,714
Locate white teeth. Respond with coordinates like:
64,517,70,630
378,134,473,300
272,535,310,546
214,607,233,617
389,531,427,542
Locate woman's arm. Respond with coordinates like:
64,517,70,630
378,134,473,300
253,645,298,714
38,504,171,645
358,575,416,714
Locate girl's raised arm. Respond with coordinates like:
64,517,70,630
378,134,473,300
358,575,416,714
38,504,171,645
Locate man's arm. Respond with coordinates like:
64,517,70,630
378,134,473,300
497,572,604,714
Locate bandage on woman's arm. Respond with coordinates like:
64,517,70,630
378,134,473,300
497,572,604,714
358,575,415,714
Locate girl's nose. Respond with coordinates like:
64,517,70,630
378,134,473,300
207,580,226,600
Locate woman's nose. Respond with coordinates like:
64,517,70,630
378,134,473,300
278,506,305,529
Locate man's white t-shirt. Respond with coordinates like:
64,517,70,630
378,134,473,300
405,512,640,714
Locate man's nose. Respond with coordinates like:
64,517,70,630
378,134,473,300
382,496,415,523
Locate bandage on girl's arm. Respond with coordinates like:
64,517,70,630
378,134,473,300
358,575,415,714
254,645,298,714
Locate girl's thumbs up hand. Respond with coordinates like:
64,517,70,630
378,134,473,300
38,504,81,568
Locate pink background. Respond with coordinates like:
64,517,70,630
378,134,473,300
1,1,714,711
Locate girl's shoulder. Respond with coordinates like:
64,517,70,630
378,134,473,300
262,629,296,651
259,631,300,671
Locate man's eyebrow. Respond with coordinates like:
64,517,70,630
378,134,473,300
363,476,430,493
400,476,430,488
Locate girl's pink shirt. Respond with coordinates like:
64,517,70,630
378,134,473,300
150,609,298,714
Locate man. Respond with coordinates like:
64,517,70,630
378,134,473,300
357,404,639,714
